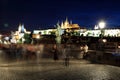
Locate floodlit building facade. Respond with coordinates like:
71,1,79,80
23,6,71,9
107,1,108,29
11,24,31,43
81,29,120,37
33,18,86,37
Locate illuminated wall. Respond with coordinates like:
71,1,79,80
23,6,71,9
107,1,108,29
86,29,120,37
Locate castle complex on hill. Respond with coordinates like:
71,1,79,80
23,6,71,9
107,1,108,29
1,18,120,44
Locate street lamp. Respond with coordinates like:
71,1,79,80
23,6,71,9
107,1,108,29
98,21,106,51
99,21,105,29
98,21,106,37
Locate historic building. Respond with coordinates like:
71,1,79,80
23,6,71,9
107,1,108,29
11,24,31,43
81,29,120,37
60,18,80,29
33,18,85,37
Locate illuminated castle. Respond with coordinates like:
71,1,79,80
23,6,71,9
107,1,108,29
33,18,82,36
60,18,80,29
11,24,31,43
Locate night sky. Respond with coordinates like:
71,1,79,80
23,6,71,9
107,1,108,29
0,0,120,32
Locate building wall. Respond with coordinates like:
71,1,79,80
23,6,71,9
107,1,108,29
34,29,120,37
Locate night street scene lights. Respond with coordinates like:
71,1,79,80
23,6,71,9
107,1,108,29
98,21,106,37
98,21,106,51
99,21,106,29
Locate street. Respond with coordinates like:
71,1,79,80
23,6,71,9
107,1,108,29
0,59,120,80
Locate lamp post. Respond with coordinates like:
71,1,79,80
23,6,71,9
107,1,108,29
99,21,106,37
98,21,106,51
99,21,105,29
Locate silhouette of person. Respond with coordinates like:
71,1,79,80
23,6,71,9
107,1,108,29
52,44,59,61
63,44,70,66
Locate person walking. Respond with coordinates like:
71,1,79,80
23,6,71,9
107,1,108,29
83,44,88,59
63,44,70,67
52,44,59,61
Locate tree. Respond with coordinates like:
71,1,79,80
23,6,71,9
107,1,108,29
23,33,32,44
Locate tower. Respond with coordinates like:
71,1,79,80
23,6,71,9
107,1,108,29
61,21,64,29
64,18,69,26
18,24,22,33
21,24,25,33
18,24,26,33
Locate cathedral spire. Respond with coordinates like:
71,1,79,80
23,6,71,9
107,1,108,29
64,17,69,26
65,17,68,23
61,21,64,29
18,24,22,33
21,24,25,33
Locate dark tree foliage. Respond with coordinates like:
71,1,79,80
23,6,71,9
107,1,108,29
24,33,32,44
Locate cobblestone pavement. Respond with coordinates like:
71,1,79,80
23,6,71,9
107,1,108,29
0,59,120,80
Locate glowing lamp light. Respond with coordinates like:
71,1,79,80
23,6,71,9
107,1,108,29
36,35,40,39
118,46,120,48
102,39,107,43
99,21,106,29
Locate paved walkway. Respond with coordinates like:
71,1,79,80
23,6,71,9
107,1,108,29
0,59,120,80
0,59,90,67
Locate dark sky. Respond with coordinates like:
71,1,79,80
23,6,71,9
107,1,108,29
0,0,120,31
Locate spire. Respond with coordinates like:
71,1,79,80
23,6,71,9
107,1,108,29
18,24,22,33
61,21,64,29
65,17,68,23
64,17,69,27
21,24,25,33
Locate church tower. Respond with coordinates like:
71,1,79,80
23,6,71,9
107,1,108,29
64,18,69,27
18,24,26,33
18,24,22,33
21,24,26,33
